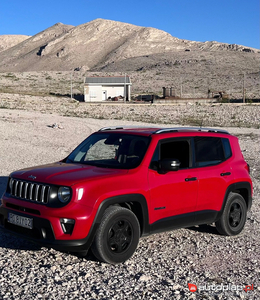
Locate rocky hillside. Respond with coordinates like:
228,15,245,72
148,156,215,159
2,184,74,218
0,18,258,72
0,23,74,71
0,19,259,99
0,35,30,52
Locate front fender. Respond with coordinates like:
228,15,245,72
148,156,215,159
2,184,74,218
93,193,150,236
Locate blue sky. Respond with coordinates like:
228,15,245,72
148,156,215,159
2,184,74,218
0,0,259,49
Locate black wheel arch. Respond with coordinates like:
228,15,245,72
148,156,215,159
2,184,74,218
94,193,150,237
216,181,252,221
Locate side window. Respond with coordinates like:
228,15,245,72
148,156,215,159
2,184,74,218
151,139,191,169
222,138,232,159
194,137,225,167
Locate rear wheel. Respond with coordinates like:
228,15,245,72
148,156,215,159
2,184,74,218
216,192,247,236
91,206,140,264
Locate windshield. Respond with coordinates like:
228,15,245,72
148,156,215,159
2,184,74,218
66,133,150,169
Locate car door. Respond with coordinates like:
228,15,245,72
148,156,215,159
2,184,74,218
148,138,198,226
194,136,234,214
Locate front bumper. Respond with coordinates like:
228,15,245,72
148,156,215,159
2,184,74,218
0,206,98,253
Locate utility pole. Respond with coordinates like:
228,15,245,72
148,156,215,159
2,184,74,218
180,77,183,99
242,73,246,103
207,78,210,98
71,71,73,99
124,73,126,103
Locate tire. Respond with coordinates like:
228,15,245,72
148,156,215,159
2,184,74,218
215,192,247,236
91,206,140,264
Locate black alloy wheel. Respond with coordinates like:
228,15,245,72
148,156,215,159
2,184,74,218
216,192,247,236
108,219,133,254
91,206,140,264
229,202,243,228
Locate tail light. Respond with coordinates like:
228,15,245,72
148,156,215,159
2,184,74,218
246,163,250,174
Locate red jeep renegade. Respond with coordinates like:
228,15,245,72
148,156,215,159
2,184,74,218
0,127,253,264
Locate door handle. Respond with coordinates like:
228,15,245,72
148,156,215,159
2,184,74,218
185,177,197,182
220,172,231,176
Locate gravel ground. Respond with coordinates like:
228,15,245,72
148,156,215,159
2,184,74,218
0,106,259,300
1,93,260,128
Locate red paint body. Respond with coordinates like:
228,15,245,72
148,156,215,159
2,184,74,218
0,127,253,252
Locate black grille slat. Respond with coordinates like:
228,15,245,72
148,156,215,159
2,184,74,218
23,182,29,199
44,186,50,203
9,179,50,204
41,185,45,203
35,185,39,201
14,181,19,196
29,183,34,200
19,181,23,198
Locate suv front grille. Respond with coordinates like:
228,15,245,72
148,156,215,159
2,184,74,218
9,179,50,204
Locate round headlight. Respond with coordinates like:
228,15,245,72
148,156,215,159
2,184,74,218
58,187,71,203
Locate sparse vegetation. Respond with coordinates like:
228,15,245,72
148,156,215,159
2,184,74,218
0,92,259,128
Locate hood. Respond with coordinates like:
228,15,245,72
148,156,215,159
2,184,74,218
10,162,129,186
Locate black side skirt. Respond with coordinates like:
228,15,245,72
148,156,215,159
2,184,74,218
149,210,219,234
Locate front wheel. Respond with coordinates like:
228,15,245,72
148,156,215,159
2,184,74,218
91,206,140,264
216,192,247,236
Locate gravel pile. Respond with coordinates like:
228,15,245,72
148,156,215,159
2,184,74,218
0,106,259,300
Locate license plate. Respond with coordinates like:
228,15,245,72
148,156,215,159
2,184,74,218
8,213,33,229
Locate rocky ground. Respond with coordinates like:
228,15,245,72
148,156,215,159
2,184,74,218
0,98,259,299
0,93,260,128
0,67,260,100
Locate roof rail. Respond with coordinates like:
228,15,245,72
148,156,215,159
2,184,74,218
99,126,146,131
154,127,229,134
99,126,124,131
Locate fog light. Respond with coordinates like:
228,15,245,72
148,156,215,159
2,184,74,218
60,218,75,235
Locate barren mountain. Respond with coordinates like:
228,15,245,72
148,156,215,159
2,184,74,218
0,18,258,72
0,23,74,71
0,19,259,99
0,35,30,52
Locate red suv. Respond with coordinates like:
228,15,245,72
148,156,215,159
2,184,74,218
0,127,253,264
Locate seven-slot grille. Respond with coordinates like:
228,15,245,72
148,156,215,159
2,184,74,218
9,179,50,204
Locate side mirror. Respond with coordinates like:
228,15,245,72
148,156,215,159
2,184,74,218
159,159,181,172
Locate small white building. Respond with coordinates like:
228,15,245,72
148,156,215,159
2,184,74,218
84,76,131,102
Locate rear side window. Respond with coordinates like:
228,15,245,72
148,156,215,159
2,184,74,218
194,137,225,167
222,138,232,159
